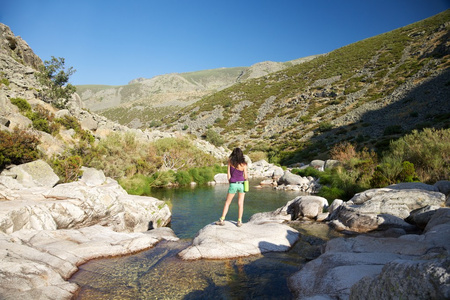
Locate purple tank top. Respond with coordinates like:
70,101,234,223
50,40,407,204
229,165,245,182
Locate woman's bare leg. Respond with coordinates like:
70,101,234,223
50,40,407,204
221,193,235,219
237,192,245,221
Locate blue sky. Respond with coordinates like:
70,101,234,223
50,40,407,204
2,0,449,86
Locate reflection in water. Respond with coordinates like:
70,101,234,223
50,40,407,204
70,183,341,299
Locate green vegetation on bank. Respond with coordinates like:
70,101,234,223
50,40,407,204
50,131,224,193
292,128,449,201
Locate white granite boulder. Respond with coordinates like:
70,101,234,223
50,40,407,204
79,166,106,186
2,159,59,188
179,221,299,260
328,186,446,233
282,195,329,220
289,208,450,299
214,173,228,184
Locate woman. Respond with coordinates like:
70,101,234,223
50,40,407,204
215,148,248,227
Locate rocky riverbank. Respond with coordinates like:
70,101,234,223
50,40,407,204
0,160,176,300
1,159,449,299
184,177,450,299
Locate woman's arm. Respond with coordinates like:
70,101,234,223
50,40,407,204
227,161,231,182
243,163,248,180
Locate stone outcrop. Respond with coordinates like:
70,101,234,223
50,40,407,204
289,208,450,299
248,160,284,179
0,23,42,70
1,159,59,188
0,161,175,299
328,185,447,233
0,164,171,234
277,170,320,193
179,221,299,260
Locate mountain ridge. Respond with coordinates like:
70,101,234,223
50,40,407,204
76,55,321,126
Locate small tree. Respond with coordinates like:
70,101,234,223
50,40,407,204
36,56,76,109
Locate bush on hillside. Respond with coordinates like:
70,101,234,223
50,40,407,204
86,132,162,179
149,170,176,187
0,128,41,170
154,137,216,170
248,151,268,163
51,155,83,183
313,128,447,201
385,128,449,182
318,121,333,132
205,129,224,147
10,97,31,112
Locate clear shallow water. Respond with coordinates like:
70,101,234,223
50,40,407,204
150,180,308,239
70,182,341,299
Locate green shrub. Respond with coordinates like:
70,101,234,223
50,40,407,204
55,115,81,132
248,151,268,162
31,117,50,133
0,128,40,170
1,77,10,87
213,164,227,173
150,170,176,187
10,97,31,112
51,155,82,183
292,166,322,178
205,129,224,147
119,174,152,195
189,168,202,184
175,170,192,185
317,186,345,202
398,161,418,182
149,120,162,127
187,167,215,185
384,128,449,182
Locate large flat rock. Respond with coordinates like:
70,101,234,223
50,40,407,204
0,225,179,300
179,221,299,260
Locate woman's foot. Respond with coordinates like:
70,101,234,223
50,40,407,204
215,218,225,225
237,221,242,227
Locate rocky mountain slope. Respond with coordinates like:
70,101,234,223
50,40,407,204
76,56,320,128
0,23,228,167
156,10,449,162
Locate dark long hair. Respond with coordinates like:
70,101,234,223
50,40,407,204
229,148,246,168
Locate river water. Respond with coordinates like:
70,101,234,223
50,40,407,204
70,181,341,299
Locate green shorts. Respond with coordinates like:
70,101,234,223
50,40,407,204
228,182,245,194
